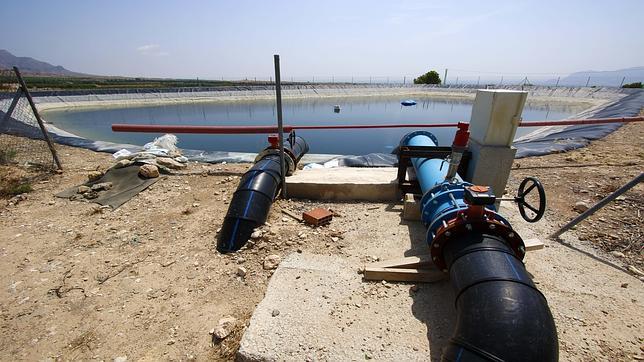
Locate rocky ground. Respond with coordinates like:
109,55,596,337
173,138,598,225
0,121,642,361
509,120,643,272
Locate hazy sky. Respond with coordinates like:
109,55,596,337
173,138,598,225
2,0,643,80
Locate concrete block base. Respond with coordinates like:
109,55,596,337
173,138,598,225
285,167,399,201
403,193,421,221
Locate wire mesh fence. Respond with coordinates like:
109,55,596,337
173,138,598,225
0,68,58,171
216,70,641,88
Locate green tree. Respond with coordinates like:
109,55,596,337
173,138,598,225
622,82,642,89
413,70,441,85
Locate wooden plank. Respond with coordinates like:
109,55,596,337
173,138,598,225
369,255,433,269
363,266,445,283
524,238,544,251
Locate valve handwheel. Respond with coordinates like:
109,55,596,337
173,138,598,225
516,177,546,222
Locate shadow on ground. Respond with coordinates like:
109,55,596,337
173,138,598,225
387,203,456,361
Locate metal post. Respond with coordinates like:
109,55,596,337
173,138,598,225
620,76,626,87
273,55,287,198
555,76,560,87
443,69,448,86
12,66,62,170
403,76,406,85
585,76,591,87
499,76,503,86
551,173,643,238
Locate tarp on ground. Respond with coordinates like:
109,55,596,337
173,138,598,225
513,89,644,158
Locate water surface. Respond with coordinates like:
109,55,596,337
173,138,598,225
44,96,582,154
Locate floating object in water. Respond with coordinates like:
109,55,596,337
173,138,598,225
401,100,417,106
333,105,341,113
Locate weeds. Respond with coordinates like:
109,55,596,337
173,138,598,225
0,149,17,165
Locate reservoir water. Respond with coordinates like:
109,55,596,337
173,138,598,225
43,96,582,155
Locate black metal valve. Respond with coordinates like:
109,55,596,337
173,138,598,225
515,177,547,222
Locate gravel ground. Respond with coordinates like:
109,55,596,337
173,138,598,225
0,121,642,361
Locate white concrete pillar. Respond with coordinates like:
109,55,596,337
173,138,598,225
466,89,527,199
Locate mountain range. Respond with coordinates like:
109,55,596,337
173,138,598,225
0,49,84,76
557,67,644,87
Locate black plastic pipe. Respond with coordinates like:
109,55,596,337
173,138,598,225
440,233,558,361
217,136,308,253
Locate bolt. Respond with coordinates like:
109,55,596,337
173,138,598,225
508,232,515,238
519,246,526,254
432,256,438,261
433,243,440,248
444,231,451,237
489,224,496,230
465,224,472,230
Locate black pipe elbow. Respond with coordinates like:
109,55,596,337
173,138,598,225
441,234,558,362
217,136,309,253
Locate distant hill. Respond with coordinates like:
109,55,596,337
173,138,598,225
0,49,86,76
558,67,644,87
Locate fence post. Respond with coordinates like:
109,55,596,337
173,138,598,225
273,55,287,198
12,66,62,170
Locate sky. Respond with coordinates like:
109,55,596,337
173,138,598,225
2,0,643,81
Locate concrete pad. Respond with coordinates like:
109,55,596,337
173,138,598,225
238,253,448,361
285,167,399,201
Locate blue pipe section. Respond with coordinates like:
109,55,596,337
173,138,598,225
400,131,558,361
400,131,506,243
401,131,507,244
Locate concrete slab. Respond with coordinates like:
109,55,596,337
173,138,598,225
237,253,447,361
285,167,399,201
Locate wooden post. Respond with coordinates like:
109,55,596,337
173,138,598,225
12,66,62,170
273,55,287,198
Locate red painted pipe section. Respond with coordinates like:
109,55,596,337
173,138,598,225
111,116,644,134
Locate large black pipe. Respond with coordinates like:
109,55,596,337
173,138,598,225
217,135,308,253
440,233,558,361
